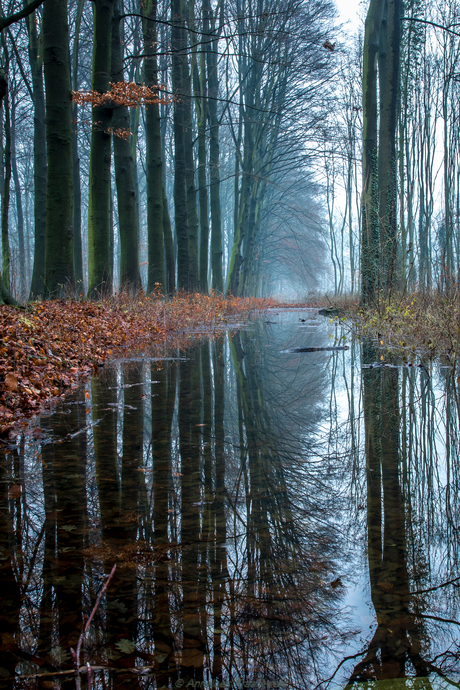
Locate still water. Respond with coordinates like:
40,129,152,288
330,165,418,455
1,309,460,689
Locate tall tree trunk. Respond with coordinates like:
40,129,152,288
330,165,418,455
191,11,209,293
143,0,165,293
172,0,189,290
361,0,385,304
10,100,25,298
87,0,113,298
42,0,75,298
71,0,84,293
183,14,199,291
204,0,223,292
1,91,11,291
27,3,47,300
378,0,401,293
163,185,175,293
0,92,18,305
112,0,141,291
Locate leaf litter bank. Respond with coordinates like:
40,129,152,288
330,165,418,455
0,293,277,436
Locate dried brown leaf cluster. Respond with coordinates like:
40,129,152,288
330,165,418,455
72,81,170,108
0,292,276,435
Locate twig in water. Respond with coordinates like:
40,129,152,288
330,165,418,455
71,563,117,689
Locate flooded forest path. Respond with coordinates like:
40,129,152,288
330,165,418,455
1,309,460,690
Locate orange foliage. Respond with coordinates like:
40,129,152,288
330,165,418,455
72,81,171,108
0,293,276,436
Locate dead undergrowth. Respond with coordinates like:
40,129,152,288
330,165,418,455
330,290,460,366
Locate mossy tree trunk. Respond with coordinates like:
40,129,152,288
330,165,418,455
172,0,189,290
361,0,385,304
191,11,209,293
43,0,75,298
143,0,165,293
10,99,25,298
1,88,11,292
163,185,176,294
204,0,223,292
378,0,401,293
87,0,113,298
71,0,84,293
27,4,47,300
112,0,141,292
183,43,199,292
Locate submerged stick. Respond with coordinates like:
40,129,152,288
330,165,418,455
71,563,117,689
284,346,349,353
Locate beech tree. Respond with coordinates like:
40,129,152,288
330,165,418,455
87,0,114,298
42,0,76,298
143,0,166,292
71,0,85,292
361,0,386,304
112,0,141,291
27,2,47,299
171,0,189,290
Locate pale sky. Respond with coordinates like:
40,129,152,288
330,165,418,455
335,0,365,31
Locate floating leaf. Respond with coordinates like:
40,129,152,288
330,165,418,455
49,646,71,665
8,484,21,499
115,638,136,655
178,648,203,668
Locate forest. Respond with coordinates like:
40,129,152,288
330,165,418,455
0,0,458,303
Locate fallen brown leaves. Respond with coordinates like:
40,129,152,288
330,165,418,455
0,292,276,435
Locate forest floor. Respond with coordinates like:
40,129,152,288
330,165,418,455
332,291,460,367
1,292,302,437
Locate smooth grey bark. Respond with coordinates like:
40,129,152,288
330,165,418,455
190,9,209,293
1,89,10,291
204,0,223,292
361,0,385,304
143,0,165,293
182,8,199,291
171,0,189,290
43,0,75,298
163,185,175,294
27,2,47,300
87,0,114,297
10,99,25,298
71,0,84,292
112,0,141,291
378,0,401,292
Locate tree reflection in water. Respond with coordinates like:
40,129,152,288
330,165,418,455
343,344,460,687
0,312,460,688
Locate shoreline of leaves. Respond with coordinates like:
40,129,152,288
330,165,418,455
0,292,281,437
